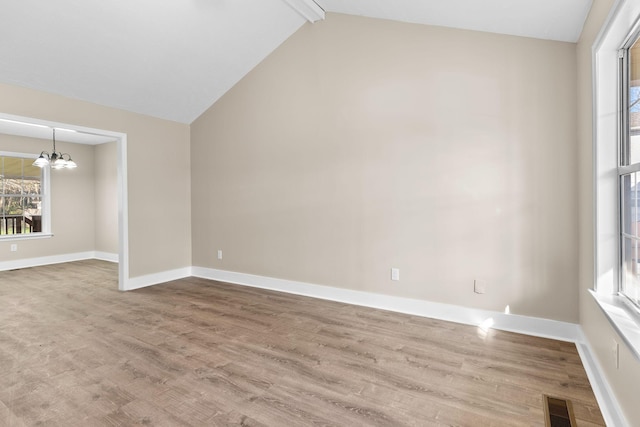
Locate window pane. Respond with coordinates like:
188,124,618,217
23,178,40,195
630,39,640,164
622,173,640,237
624,38,640,306
23,162,41,178
623,173,633,235
623,236,640,306
2,196,23,216
1,157,22,178
24,196,41,216
3,178,22,195
0,154,46,236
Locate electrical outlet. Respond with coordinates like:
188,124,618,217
612,339,619,370
217,249,223,260
391,268,400,281
474,279,487,294
10,244,17,252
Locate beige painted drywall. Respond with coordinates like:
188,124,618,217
94,141,118,256
0,134,96,258
191,13,579,322
0,83,191,278
577,0,640,424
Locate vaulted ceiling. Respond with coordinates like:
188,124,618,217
0,0,593,126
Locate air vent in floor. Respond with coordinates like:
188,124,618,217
543,395,576,427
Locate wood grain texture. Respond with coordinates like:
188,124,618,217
0,260,605,426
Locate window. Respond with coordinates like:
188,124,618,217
0,153,48,238
593,0,640,376
620,35,640,307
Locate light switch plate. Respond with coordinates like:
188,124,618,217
474,279,487,294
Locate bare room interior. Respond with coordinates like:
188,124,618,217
1,0,639,425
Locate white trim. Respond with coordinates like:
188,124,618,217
0,150,37,158
0,113,129,291
123,267,192,291
591,4,640,425
0,257,627,422
0,252,188,293
590,289,640,361
192,267,581,342
94,251,118,263
42,159,51,234
282,0,324,23
576,338,630,427
0,251,96,271
191,267,627,423
592,0,623,53
117,133,129,290
0,233,53,241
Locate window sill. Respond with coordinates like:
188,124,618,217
0,233,53,241
590,289,640,361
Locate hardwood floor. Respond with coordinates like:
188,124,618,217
0,260,604,426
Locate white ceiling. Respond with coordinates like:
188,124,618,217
0,0,307,124
0,0,593,129
317,0,594,44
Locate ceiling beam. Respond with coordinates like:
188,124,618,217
282,0,325,23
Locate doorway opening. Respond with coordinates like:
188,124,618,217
0,113,129,290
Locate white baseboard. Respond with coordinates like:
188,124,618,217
0,251,189,292
191,266,626,425
94,251,118,263
0,251,97,271
1,257,625,424
191,267,581,342
575,338,629,427
123,267,192,291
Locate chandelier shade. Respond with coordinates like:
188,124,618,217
33,128,77,169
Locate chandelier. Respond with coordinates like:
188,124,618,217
33,128,77,169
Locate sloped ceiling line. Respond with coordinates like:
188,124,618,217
282,0,326,22
0,0,593,125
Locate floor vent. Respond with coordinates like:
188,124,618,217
543,395,576,427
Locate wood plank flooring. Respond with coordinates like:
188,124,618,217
0,260,605,426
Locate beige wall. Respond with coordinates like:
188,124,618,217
94,141,118,255
0,83,191,278
191,13,579,322
578,1,640,424
0,134,96,258
0,5,636,422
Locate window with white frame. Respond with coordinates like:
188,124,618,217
620,35,640,307
0,153,48,238
592,0,640,390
